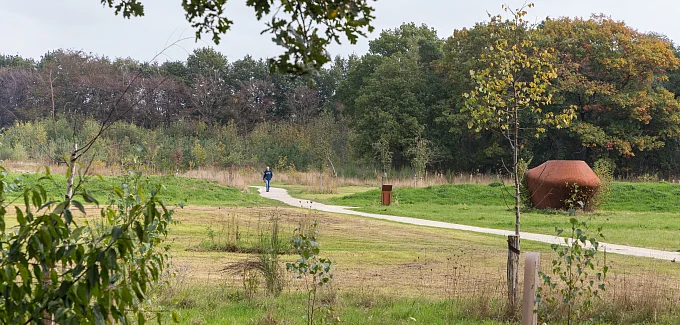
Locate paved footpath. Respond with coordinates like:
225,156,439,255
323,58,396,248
255,186,680,262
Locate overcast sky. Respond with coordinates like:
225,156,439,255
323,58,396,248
1,0,679,63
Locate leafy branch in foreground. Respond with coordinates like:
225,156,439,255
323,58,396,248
0,168,178,324
99,0,376,74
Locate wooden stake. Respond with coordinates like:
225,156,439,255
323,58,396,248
522,252,540,325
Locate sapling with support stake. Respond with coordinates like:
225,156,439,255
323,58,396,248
461,3,576,313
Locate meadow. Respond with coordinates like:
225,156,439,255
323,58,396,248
3,167,680,324
282,182,680,251
159,204,680,324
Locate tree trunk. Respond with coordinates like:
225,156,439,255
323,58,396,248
65,143,77,207
49,70,56,121
326,156,337,177
507,106,521,315
44,144,77,325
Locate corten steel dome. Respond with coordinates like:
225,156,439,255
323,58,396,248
526,160,600,210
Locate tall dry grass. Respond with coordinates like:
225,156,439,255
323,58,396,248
2,159,515,192
183,167,512,193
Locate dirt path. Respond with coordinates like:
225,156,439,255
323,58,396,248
255,186,680,262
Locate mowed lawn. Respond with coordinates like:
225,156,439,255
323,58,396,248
298,182,680,251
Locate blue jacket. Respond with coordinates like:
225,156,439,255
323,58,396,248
263,170,273,180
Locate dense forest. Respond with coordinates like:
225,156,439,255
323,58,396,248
3,15,680,178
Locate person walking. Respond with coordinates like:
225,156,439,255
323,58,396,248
263,166,273,192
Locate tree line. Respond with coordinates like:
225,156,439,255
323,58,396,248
2,15,680,177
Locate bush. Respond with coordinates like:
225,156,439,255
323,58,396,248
0,169,177,324
591,158,615,210
517,158,533,210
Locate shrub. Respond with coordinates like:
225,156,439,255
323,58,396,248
0,169,177,324
517,158,533,210
259,218,284,296
287,220,335,325
591,158,615,210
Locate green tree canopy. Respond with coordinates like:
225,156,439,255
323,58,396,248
540,16,680,159
337,23,448,169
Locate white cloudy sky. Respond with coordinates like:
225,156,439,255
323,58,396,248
1,0,679,63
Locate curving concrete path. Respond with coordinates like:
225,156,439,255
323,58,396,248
255,186,680,262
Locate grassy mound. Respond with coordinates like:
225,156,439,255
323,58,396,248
605,182,680,212
328,183,507,207
322,182,680,250
328,182,680,212
7,173,274,207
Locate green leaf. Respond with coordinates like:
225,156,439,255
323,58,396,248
77,283,88,304
138,311,146,325
70,226,85,241
39,201,56,210
172,311,180,323
15,207,25,225
64,209,73,226
87,265,99,287
71,200,87,215
114,187,124,199
134,221,144,242
52,201,67,215
82,191,98,205
93,304,105,325
111,226,124,241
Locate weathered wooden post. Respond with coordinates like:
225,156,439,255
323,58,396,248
507,235,520,313
521,252,540,325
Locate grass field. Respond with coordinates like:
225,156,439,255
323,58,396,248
4,169,680,324
163,288,510,325
278,183,375,201
281,182,680,251
158,205,680,324
5,172,276,207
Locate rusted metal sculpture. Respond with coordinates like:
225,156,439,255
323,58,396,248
526,160,600,210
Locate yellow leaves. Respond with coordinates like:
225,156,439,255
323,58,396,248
460,2,579,139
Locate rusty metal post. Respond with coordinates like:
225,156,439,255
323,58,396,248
381,184,392,205
521,252,540,325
